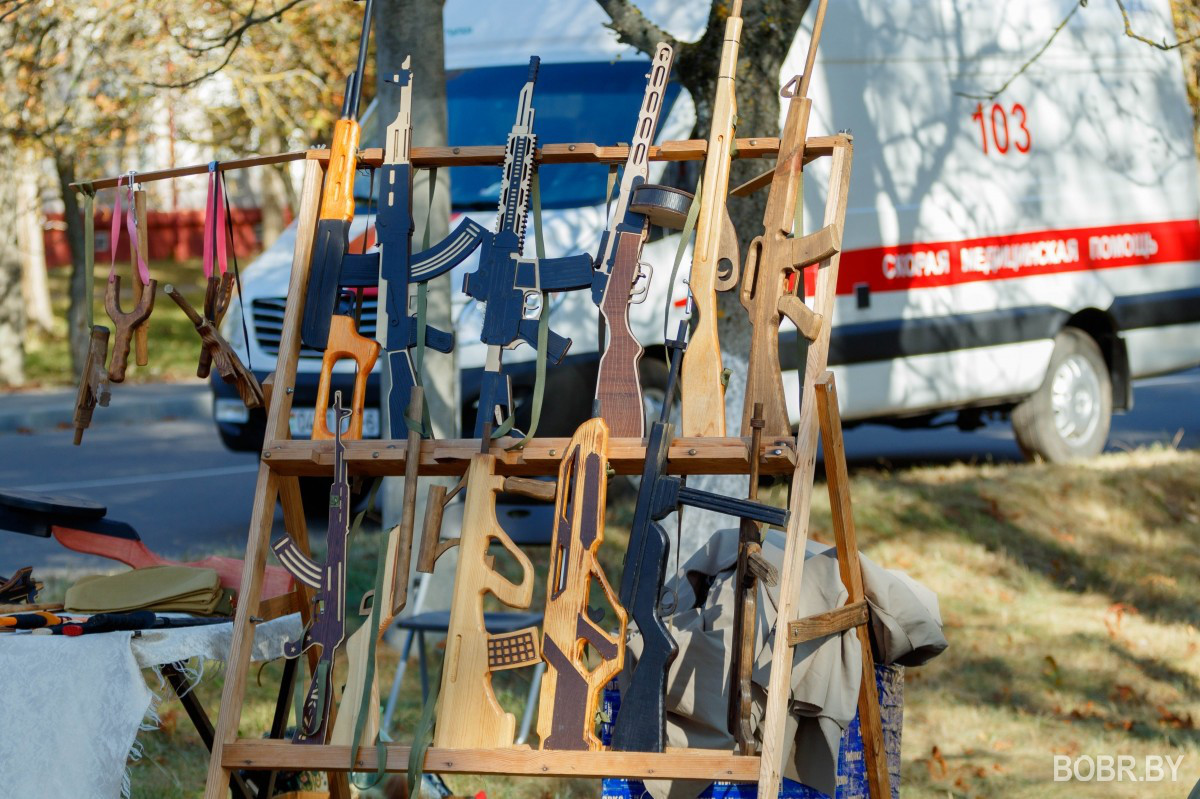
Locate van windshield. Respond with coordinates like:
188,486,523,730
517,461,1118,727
447,60,682,211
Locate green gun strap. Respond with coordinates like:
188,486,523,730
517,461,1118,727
407,663,441,798
664,173,704,362
348,522,391,786
604,164,618,219
505,172,551,450
297,660,330,739
411,167,439,436
80,183,96,330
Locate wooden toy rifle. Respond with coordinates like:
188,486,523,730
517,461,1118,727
375,59,488,438
165,285,263,409
417,430,556,748
740,0,839,437
72,326,111,445
680,0,744,437
300,0,375,350
536,416,627,751
611,321,789,753
271,391,353,744
590,43,674,438
462,57,595,437
728,402,779,753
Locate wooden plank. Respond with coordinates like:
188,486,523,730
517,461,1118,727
816,372,891,799
74,137,810,190
222,740,761,780
757,135,853,796
786,600,868,645
259,436,799,478
202,160,326,799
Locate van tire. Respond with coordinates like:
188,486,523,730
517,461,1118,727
1012,327,1112,462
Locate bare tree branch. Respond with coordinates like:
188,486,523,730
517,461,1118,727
147,41,241,89
1114,0,1200,50
958,1,1084,101
179,0,308,54
594,0,679,56
0,0,36,24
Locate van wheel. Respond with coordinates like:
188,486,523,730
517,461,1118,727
1012,327,1111,462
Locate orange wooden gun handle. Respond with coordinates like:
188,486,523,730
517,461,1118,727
312,314,380,440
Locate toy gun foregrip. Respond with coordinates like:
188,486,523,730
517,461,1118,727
611,517,675,752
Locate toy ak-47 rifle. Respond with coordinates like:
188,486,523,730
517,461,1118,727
462,57,595,438
611,322,789,753
300,0,375,351
375,58,488,438
590,43,675,438
417,427,556,748
271,391,353,744
740,0,838,437
537,415,627,751
679,0,744,437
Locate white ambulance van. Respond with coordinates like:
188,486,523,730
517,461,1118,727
214,0,1200,462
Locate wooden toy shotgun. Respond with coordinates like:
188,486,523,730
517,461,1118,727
611,322,789,753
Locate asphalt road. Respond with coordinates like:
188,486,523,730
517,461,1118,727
1,369,1196,574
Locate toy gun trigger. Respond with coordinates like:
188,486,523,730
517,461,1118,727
629,261,654,303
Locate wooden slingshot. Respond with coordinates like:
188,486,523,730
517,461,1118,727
197,273,235,379
105,275,157,383
72,326,112,445
165,284,263,408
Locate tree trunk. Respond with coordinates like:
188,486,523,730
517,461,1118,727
374,0,458,615
0,160,26,386
54,150,90,376
259,133,289,249
16,147,54,335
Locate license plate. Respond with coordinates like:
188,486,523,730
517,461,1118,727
289,407,380,438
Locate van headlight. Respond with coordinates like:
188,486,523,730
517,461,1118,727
214,398,250,424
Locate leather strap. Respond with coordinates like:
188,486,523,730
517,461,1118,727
109,173,150,287
664,173,703,359
506,172,551,449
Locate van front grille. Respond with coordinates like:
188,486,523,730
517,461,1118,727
251,297,378,358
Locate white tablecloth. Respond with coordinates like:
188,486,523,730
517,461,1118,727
0,613,303,799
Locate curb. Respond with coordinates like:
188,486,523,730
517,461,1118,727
0,383,212,434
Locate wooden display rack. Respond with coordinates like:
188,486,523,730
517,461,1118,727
88,133,894,798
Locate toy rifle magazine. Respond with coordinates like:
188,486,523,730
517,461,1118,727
462,56,595,438
375,58,488,439
417,433,556,748
537,416,627,751
740,0,839,437
612,321,789,753
300,0,375,350
680,0,744,437
591,43,675,438
271,391,353,744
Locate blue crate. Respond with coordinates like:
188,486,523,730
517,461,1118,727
599,665,903,799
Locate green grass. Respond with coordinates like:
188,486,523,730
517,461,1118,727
24,259,220,386
37,447,1200,797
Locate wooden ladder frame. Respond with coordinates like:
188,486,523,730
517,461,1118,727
194,134,889,799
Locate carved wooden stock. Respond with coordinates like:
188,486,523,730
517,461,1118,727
72,326,111,445
105,275,157,383
596,231,647,438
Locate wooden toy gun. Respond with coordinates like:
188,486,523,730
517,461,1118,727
537,416,627,750
680,0,744,437
72,326,111,445
375,59,488,438
418,434,556,749
612,322,789,753
165,285,263,409
590,43,674,438
271,391,353,744
462,57,595,437
300,0,375,350
740,0,839,437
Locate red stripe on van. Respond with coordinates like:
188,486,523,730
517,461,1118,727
830,219,1200,296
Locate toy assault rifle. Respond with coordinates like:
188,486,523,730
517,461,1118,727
375,59,488,438
740,0,838,437
611,322,789,753
591,43,675,438
300,0,375,350
537,416,627,751
680,0,744,437
417,432,556,748
462,57,595,437
271,391,353,744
